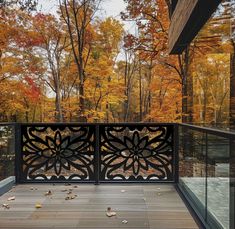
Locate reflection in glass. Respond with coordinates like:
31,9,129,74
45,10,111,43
179,127,206,218
188,0,234,126
0,125,15,181
207,135,230,229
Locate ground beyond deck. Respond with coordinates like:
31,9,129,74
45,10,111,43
0,184,199,229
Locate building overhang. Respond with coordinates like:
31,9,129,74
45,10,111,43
170,0,178,15
168,0,222,54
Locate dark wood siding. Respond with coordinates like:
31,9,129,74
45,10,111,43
168,0,222,54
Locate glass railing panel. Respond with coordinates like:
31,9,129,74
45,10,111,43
230,139,235,229
0,124,15,181
207,134,230,229
178,126,207,219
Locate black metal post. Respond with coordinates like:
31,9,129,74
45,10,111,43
230,137,235,229
205,133,208,223
14,123,21,184
174,124,179,183
94,124,100,185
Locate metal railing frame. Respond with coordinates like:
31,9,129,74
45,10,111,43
178,123,235,229
0,122,234,228
10,122,176,184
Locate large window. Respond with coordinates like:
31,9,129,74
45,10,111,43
178,1,235,228
188,0,235,127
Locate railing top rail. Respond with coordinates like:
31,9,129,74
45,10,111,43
179,123,235,138
0,123,18,126
1,122,177,126
1,122,235,137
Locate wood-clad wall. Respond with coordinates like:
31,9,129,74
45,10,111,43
168,0,222,54
168,0,198,53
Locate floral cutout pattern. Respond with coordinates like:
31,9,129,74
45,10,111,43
100,125,173,181
21,125,95,181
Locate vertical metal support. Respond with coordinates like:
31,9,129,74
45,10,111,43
14,123,21,184
230,137,235,229
205,132,208,223
174,124,179,183
94,124,100,185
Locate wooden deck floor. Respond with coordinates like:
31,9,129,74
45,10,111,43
0,184,199,229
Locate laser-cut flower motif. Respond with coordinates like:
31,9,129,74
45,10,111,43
41,131,75,175
120,132,151,175
22,126,94,181
101,126,173,181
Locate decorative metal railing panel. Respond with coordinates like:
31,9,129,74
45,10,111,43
100,125,174,181
18,123,175,183
20,124,95,182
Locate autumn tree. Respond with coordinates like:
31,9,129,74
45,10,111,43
0,8,44,122
122,34,138,122
85,17,125,122
31,13,69,122
59,0,101,121
0,0,38,11
121,0,181,122
187,0,234,125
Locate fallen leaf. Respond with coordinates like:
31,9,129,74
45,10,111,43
70,195,76,199
106,207,116,217
2,203,10,209
65,194,77,200
61,189,67,192
122,220,128,224
7,196,15,201
35,203,42,209
74,185,78,188
44,190,52,196
65,183,71,186
30,187,37,191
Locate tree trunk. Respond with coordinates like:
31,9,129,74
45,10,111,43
187,72,194,123
181,47,193,123
55,67,63,122
123,59,131,122
139,61,142,122
182,79,188,123
106,102,109,123
230,43,235,127
55,90,63,122
124,87,131,122
148,62,152,121
78,81,86,122
59,0,95,123
202,89,207,123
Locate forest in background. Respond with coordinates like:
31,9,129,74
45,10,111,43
0,0,233,124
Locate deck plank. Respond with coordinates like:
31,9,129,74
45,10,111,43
0,184,199,229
